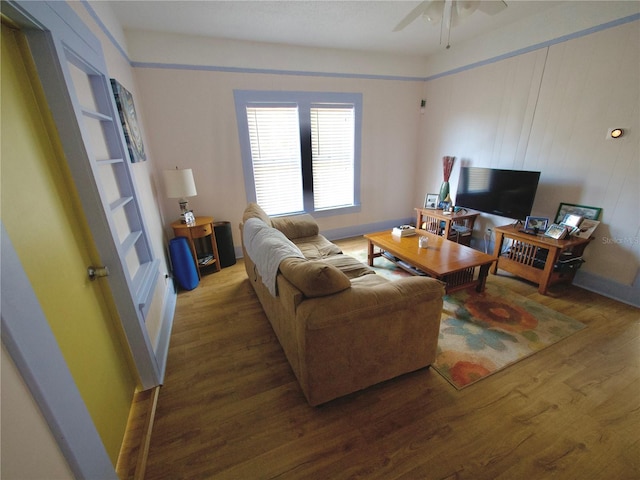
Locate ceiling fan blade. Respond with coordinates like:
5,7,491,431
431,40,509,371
477,0,508,15
393,1,432,32
456,0,480,19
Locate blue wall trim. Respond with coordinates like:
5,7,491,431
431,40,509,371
131,61,425,82
425,13,640,81
81,0,638,84
80,0,131,63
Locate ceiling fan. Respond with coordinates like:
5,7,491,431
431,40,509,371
393,0,508,49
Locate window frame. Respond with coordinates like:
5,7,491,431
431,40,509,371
234,90,362,217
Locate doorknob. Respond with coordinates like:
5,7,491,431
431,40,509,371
88,266,109,281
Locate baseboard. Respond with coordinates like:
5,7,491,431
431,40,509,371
116,386,160,480
155,281,177,383
573,269,640,308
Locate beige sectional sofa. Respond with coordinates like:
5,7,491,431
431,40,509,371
240,203,445,406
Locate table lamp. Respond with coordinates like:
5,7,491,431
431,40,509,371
163,167,197,225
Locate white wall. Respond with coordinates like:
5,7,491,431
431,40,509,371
419,20,639,291
424,1,640,79
79,1,639,302
133,67,424,244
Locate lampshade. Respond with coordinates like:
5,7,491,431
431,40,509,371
163,168,197,199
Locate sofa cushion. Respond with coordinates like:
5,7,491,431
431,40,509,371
242,202,272,227
272,214,319,239
279,257,351,298
320,254,376,279
350,274,389,287
292,235,343,259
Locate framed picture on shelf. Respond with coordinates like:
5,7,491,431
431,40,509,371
524,216,549,232
554,203,601,223
439,201,451,211
574,219,600,238
545,223,568,240
424,193,439,209
561,213,583,228
110,78,147,163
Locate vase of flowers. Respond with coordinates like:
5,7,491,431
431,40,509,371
439,156,456,204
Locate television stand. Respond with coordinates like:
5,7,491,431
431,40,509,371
492,224,591,295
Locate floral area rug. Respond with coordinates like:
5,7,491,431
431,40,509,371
434,283,586,389
344,247,586,389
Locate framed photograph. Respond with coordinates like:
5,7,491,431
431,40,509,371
554,203,601,223
182,211,195,226
111,78,147,163
545,223,568,240
574,219,600,239
524,216,548,231
561,214,583,228
424,193,439,209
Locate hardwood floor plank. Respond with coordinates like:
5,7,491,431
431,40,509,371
140,236,639,479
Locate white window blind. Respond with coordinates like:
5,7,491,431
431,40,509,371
235,90,361,216
246,106,304,215
311,106,355,210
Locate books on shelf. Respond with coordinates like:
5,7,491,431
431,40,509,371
198,254,213,265
392,225,416,237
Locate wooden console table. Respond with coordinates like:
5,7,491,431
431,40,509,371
171,216,221,279
492,224,591,295
415,207,480,246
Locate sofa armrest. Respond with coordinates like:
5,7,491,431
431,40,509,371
296,276,445,330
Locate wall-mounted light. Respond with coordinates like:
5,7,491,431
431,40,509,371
607,127,625,139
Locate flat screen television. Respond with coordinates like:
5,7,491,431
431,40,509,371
455,167,541,221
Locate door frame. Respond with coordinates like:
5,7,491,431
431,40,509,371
3,0,161,389
1,223,117,479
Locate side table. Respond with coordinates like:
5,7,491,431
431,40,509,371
415,207,480,246
171,216,221,279
492,224,591,295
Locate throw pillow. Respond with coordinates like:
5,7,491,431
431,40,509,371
279,257,351,298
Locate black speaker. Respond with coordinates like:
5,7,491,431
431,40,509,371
214,221,236,268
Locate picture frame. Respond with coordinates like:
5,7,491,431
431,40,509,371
111,78,147,163
574,219,600,239
554,203,601,224
561,213,583,228
524,216,549,232
439,200,451,211
545,223,567,240
182,211,195,226
424,193,439,209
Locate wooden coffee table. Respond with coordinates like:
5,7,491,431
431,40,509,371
364,230,496,293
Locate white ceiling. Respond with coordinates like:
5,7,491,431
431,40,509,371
109,1,566,57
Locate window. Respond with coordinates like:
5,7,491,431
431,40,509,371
235,91,362,216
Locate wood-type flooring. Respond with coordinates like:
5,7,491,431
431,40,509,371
123,236,639,479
